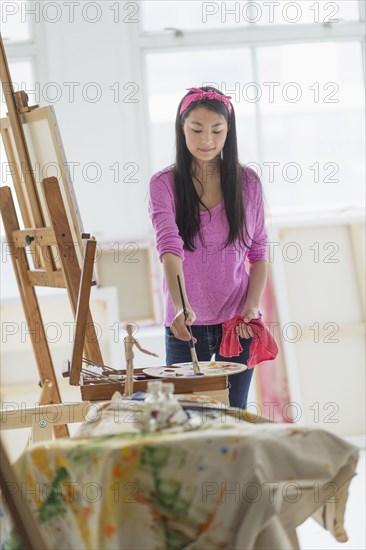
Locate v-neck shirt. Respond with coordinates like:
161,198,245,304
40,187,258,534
148,165,268,326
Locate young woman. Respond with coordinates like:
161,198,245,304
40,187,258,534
148,86,268,409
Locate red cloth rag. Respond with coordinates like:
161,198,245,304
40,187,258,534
219,315,278,368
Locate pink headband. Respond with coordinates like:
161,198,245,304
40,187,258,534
179,87,233,116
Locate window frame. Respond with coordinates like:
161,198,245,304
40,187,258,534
136,0,365,182
2,1,48,106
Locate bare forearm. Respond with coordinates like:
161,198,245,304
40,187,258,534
244,260,268,310
161,253,188,312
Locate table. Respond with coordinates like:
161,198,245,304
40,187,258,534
1,407,359,549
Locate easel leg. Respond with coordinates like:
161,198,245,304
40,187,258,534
42,177,103,365
0,187,68,438
70,239,98,386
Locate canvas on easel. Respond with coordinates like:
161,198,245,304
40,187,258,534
1,103,85,269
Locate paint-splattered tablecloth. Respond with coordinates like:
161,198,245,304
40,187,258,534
1,412,359,549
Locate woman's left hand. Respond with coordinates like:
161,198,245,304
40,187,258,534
236,307,258,339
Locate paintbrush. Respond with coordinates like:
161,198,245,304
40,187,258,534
177,275,202,375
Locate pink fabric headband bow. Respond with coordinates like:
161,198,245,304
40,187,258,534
179,87,233,116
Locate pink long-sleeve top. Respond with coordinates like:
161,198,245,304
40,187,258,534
148,165,268,326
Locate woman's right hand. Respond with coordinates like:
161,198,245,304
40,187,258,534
170,307,197,342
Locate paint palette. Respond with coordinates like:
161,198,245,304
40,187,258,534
143,361,247,378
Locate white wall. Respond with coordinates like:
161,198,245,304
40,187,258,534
35,4,152,242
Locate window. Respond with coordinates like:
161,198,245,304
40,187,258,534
1,0,32,43
141,1,249,31
257,41,365,209
141,0,365,211
141,0,360,31
146,48,257,172
255,0,360,25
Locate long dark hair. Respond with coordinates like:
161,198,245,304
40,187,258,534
173,86,252,251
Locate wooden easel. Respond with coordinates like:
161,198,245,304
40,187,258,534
65,237,228,403
0,34,103,437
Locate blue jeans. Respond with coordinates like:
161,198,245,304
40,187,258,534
165,324,254,409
